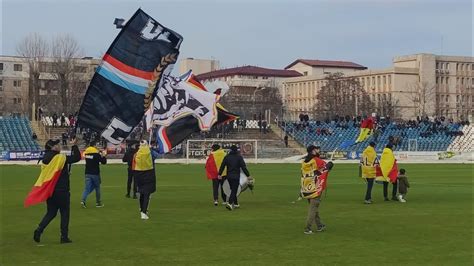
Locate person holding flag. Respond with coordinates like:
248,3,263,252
361,142,378,204
205,144,227,206
218,145,251,211
26,138,81,244
300,145,334,235
378,144,398,201
132,140,159,220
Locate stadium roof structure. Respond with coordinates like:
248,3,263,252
196,65,302,80
285,59,367,70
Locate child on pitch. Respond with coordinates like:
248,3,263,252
397,169,410,203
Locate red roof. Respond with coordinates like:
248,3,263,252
285,59,367,70
196,65,302,80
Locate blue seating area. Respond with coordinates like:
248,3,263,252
0,117,41,152
282,121,463,152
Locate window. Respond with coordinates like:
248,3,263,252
0,97,3,104
13,80,21,87
0,80,2,91
14,64,23,71
13,98,22,104
0,63,3,71
303,71,308,76
74,65,87,73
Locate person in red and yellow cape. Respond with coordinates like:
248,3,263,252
132,140,159,220
26,138,81,244
376,143,398,201
301,145,334,235
360,142,378,204
205,144,227,206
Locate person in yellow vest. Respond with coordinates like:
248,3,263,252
360,142,378,204
205,144,227,206
132,140,159,220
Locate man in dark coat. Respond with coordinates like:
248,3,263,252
122,141,139,199
218,145,251,211
33,138,80,244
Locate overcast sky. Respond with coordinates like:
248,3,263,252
1,0,472,70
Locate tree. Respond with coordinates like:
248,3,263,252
406,81,436,117
51,34,83,114
16,33,50,117
377,94,400,118
313,72,373,120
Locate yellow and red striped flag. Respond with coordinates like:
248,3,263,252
205,149,227,179
24,154,66,207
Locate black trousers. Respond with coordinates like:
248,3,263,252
37,191,70,238
228,178,240,205
127,168,137,196
139,193,151,213
212,179,226,202
383,180,398,199
365,178,374,200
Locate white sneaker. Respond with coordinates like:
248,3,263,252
225,203,233,211
398,195,406,203
233,204,240,208
222,202,228,206
140,212,149,220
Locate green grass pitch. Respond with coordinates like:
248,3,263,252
0,163,472,265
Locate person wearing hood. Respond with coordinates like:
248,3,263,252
132,140,159,220
80,141,107,208
31,138,80,244
218,145,251,211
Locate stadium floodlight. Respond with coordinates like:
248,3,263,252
113,18,126,29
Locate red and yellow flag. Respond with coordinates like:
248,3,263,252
24,154,66,207
378,148,398,183
205,149,226,179
355,117,375,143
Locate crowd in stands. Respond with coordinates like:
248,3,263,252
282,114,467,140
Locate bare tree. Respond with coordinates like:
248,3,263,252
405,81,436,117
16,33,50,117
313,72,373,120
51,34,83,114
377,94,400,118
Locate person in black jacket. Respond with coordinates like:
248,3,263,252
218,145,251,211
122,141,139,199
33,138,81,244
80,141,107,208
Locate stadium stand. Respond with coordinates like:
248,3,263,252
280,118,470,152
447,125,473,152
0,116,42,152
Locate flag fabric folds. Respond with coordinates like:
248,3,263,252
132,145,154,171
77,8,183,144
205,149,227,180
300,157,328,199
361,145,378,178
355,117,375,143
24,154,66,207
377,147,398,183
152,73,238,154
154,106,238,154
151,71,219,130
